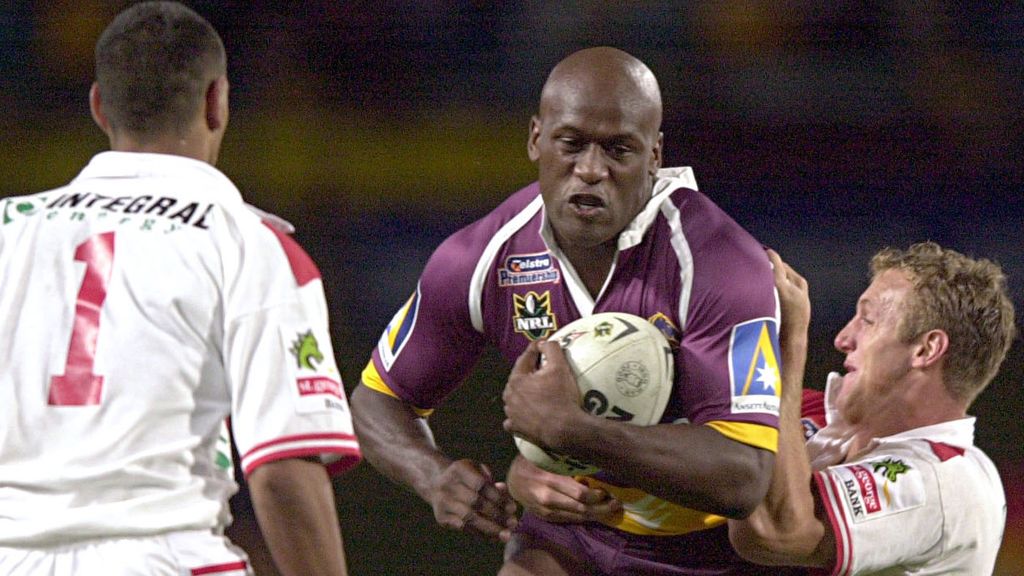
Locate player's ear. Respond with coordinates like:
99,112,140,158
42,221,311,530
650,131,663,176
89,82,112,136
205,75,229,132
527,115,541,162
912,329,948,369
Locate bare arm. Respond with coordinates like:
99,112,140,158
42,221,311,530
350,383,517,542
503,341,773,519
247,457,347,576
727,249,833,567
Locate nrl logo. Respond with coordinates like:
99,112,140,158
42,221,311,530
290,330,324,370
513,291,557,341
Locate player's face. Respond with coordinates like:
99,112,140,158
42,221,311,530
528,83,662,254
832,270,917,425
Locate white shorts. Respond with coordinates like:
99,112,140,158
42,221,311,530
0,529,253,576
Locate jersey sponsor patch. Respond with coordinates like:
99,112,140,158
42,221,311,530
46,191,216,229
512,291,557,340
297,376,343,398
1,195,48,224
377,288,420,371
832,457,924,522
728,318,781,415
288,328,347,414
294,376,348,413
497,252,561,287
290,330,324,370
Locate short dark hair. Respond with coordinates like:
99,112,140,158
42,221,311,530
95,1,226,140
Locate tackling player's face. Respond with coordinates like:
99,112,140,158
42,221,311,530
528,79,662,254
833,270,917,425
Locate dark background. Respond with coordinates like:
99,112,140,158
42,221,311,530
2,2,1022,574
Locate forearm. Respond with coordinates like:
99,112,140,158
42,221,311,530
728,334,826,565
248,458,347,576
554,415,773,518
350,384,451,502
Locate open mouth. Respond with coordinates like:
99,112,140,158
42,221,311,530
569,194,606,214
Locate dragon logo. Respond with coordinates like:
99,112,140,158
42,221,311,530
290,330,324,370
872,458,910,482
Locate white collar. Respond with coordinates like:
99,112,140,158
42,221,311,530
74,151,243,206
807,373,977,468
539,166,699,252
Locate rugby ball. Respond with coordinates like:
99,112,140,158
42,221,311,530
514,312,674,476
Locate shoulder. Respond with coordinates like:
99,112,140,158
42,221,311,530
656,187,773,316
664,188,763,256
424,182,542,280
213,201,323,290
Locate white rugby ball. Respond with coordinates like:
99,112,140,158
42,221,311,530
515,312,674,476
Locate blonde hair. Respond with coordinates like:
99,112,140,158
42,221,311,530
871,242,1016,404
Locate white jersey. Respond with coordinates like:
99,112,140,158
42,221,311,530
0,152,360,546
813,418,1005,575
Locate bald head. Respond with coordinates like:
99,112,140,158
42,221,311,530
527,47,665,271
539,47,662,133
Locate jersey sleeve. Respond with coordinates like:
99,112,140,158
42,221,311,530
360,229,488,411
674,192,782,452
813,454,941,575
225,222,361,478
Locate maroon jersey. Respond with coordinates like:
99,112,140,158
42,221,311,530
363,167,782,536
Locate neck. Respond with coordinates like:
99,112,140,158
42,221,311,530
844,378,966,460
563,243,616,299
108,127,217,165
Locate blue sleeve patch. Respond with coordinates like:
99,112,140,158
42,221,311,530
728,318,781,416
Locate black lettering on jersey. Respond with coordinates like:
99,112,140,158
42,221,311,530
192,203,214,229
124,195,152,214
84,194,112,208
146,197,177,216
844,478,865,517
168,202,200,225
42,192,213,230
102,196,131,211
49,192,90,208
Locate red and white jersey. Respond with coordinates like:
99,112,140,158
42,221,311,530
814,416,1004,575
0,152,360,546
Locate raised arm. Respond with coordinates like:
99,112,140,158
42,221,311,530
727,249,833,567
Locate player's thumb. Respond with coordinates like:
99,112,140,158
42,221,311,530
510,340,542,374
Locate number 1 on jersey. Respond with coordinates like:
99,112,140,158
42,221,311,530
49,232,115,406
